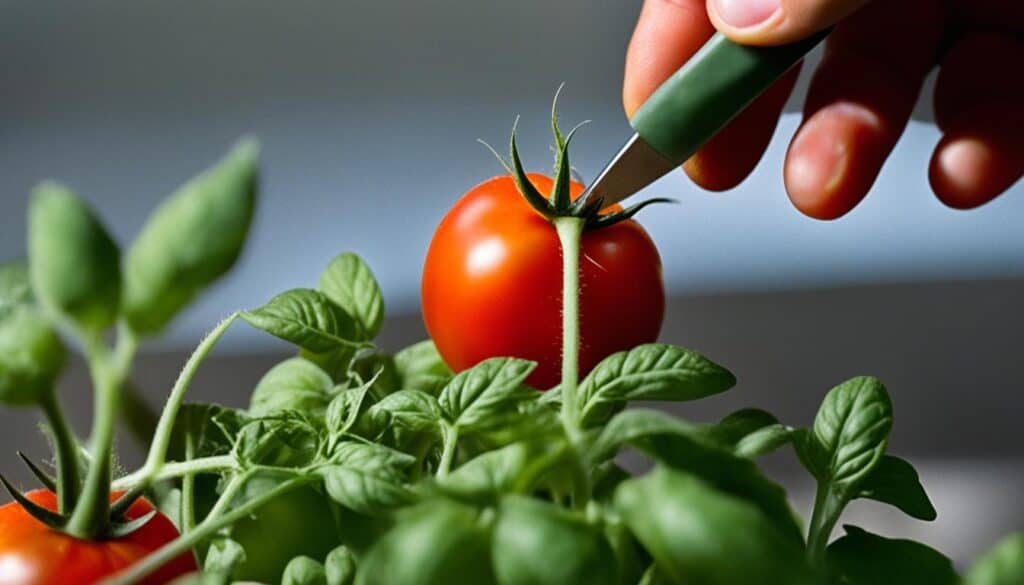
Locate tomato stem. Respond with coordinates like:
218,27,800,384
39,388,80,514
180,412,197,535
142,313,238,480
104,473,313,585
113,455,237,491
66,324,137,539
554,217,585,443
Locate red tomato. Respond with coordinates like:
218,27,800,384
0,489,196,585
422,173,665,389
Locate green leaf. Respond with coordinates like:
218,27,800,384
319,253,385,340
797,376,894,492
303,346,359,384
242,289,365,353
578,344,735,428
827,525,958,585
325,385,373,437
614,466,814,585
438,357,536,432
356,499,495,585
637,565,672,585
123,139,258,334
394,340,453,395
283,556,328,585
0,260,32,317
250,357,336,417
203,536,247,585
589,408,703,463
701,408,779,447
353,353,402,400
325,545,357,585
0,305,66,406
594,409,803,542
439,440,568,502
855,455,936,521
966,532,1024,585
368,390,442,434
319,442,415,514
235,412,320,469
491,495,618,585
28,182,120,332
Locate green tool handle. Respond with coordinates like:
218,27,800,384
630,30,829,164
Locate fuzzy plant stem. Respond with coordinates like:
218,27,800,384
142,314,238,480
554,217,585,443
38,388,80,514
65,326,137,538
807,484,844,567
102,473,313,585
437,423,459,478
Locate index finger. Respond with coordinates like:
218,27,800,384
623,0,715,117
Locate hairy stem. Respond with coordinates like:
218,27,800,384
39,388,80,514
181,413,197,535
65,327,137,538
554,217,585,441
143,314,238,477
112,455,237,491
437,423,459,478
103,474,310,585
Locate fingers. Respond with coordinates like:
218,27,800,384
783,0,945,219
930,32,1024,209
624,0,799,191
624,0,714,118
707,0,869,46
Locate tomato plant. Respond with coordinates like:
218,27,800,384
1,100,1021,585
421,172,665,389
0,490,195,585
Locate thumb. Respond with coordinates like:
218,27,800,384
706,0,869,45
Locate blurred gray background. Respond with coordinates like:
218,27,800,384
1,0,1021,566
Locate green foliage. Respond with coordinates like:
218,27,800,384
283,556,329,585
966,533,1024,585
614,466,814,585
826,526,958,585
0,305,66,405
28,182,121,332
319,253,385,340
122,140,258,334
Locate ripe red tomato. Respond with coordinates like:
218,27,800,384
0,489,196,585
422,173,665,389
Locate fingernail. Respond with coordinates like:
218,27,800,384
711,0,780,29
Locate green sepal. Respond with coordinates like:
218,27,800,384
110,483,149,520
586,198,677,230
508,117,555,217
0,473,66,529
17,451,56,491
107,510,157,538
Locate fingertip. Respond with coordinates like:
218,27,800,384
708,0,868,46
929,107,1024,210
784,103,887,220
623,0,714,118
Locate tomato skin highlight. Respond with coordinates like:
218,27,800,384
0,489,196,585
422,174,665,389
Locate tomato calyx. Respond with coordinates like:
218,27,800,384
481,87,674,230
0,462,152,539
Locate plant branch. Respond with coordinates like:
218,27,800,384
112,455,237,491
806,484,844,566
142,314,238,478
65,326,137,538
103,473,311,585
554,217,585,443
38,388,80,514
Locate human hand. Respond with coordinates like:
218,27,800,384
623,0,1023,219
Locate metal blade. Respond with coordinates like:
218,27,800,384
582,133,677,208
